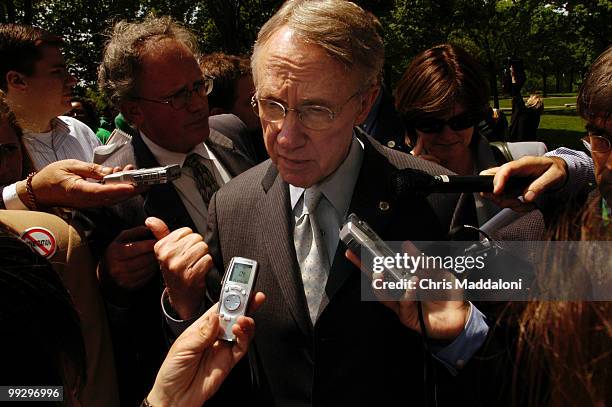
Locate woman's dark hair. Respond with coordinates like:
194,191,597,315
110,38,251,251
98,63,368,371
0,226,86,403
394,44,489,143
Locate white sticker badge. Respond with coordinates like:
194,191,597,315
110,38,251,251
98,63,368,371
20,227,57,259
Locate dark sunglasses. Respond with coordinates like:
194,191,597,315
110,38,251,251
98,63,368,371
413,112,478,134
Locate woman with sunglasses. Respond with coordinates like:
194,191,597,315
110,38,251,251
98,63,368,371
395,44,548,174
394,44,547,227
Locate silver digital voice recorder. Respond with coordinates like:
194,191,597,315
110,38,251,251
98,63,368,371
101,164,181,186
339,213,407,283
217,257,259,341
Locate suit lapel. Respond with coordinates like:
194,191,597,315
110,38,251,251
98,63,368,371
131,132,197,232
324,136,399,302
257,164,313,335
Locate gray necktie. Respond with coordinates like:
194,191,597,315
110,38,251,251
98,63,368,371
294,188,330,323
183,153,220,205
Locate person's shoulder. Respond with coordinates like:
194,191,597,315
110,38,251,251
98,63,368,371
57,116,101,146
365,134,451,175
218,159,272,195
209,113,247,138
0,210,84,255
207,160,272,221
208,114,259,165
57,115,91,133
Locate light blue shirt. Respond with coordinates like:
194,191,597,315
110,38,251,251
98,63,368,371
289,135,489,374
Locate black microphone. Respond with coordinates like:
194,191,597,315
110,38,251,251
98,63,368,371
392,168,532,195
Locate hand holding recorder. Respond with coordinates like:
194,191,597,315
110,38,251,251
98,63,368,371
147,294,265,407
341,214,469,341
14,159,143,209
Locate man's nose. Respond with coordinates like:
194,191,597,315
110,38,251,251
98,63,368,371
276,110,306,149
186,89,208,113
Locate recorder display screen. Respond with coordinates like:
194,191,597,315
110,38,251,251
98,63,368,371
229,263,252,284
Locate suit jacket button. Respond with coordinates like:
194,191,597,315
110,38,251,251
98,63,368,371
387,140,396,148
378,201,390,211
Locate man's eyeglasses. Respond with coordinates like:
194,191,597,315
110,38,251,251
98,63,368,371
133,76,214,110
412,112,479,134
250,90,362,131
582,135,611,153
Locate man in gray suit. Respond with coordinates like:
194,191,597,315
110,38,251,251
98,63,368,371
149,1,506,405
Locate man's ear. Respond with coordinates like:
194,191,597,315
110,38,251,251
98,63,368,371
354,84,380,126
5,71,27,91
120,100,144,128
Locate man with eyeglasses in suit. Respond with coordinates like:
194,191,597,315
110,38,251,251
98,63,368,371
96,16,255,405
144,1,520,405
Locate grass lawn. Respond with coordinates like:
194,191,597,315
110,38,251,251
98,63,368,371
492,93,586,151
537,113,586,151
497,96,578,110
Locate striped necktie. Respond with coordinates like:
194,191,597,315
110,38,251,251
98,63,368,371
183,153,220,205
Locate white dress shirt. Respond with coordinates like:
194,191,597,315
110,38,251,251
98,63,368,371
140,131,231,234
2,116,101,209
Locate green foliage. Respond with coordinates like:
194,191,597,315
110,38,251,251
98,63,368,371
1,0,609,107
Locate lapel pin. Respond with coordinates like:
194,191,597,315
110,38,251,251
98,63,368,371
378,201,390,211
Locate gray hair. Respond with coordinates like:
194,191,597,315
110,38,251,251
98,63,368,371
98,15,199,106
251,0,384,88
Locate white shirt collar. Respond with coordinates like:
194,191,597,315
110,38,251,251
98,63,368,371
22,116,70,138
139,130,216,167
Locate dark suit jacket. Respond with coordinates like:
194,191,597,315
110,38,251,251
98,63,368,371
209,113,268,165
360,85,408,153
129,117,255,232
105,115,255,405
204,134,511,406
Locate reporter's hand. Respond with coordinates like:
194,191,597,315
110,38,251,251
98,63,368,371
146,217,214,320
147,293,265,407
480,156,568,212
102,226,158,290
16,159,143,208
346,241,469,341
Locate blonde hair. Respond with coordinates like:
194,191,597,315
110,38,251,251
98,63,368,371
525,94,544,113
